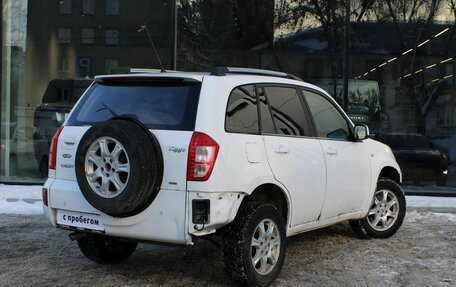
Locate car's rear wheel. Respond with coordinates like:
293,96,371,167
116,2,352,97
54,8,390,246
39,156,48,178
9,155,18,176
75,119,163,217
350,178,406,239
77,234,137,264
222,202,286,286
435,174,447,187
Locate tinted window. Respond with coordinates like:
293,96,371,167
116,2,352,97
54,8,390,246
303,90,350,140
67,81,201,131
258,87,275,134
263,86,311,136
225,85,259,134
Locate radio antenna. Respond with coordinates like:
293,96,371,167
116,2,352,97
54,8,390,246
138,21,166,72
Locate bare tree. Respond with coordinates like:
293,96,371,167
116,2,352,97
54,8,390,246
178,0,274,70
379,0,455,134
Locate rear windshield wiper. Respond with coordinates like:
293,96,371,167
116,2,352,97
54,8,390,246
96,102,118,117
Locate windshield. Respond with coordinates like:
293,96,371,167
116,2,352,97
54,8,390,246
348,103,370,115
67,81,201,131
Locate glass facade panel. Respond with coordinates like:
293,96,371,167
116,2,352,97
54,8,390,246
1,0,175,183
0,0,455,190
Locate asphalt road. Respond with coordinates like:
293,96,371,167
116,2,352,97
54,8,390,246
0,211,454,287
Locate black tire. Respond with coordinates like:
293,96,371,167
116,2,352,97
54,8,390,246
9,155,18,176
350,178,406,239
222,202,286,287
435,175,447,187
75,119,163,217
77,235,137,264
39,157,48,178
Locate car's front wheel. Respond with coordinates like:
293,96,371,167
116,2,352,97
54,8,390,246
350,178,406,239
222,202,286,287
77,234,137,264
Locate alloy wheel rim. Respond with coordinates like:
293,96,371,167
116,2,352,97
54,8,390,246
251,218,281,275
367,189,399,231
84,136,130,198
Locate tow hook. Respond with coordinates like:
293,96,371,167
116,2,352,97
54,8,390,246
69,232,88,241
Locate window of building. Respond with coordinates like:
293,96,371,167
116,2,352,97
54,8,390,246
105,29,119,45
57,28,71,44
303,90,350,140
82,28,95,44
82,0,95,15
105,58,119,71
225,85,259,134
58,56,69,72
106,0,120,15
263,86,311,136
59,0,72,14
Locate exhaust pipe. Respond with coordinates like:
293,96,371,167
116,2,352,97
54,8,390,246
69,232,88,241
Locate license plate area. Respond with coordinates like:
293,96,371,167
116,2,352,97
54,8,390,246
56,209,105,232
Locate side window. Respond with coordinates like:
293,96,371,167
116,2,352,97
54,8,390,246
258,87,275,134
263,86,311,136
303,90,350,140
225,85,259,134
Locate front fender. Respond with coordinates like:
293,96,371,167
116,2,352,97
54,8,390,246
362,139,402,213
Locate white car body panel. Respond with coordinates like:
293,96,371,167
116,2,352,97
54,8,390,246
47,178,189,244
263,135,326,226
319,139,372,219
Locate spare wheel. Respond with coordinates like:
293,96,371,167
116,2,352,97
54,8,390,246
75,119,163,217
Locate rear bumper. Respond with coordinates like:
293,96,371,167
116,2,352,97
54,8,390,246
45,178,190,245
44,178,246,244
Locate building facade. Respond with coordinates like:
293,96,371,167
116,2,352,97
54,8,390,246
1,0,455,189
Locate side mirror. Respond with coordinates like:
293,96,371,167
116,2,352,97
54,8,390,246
354,124,369,141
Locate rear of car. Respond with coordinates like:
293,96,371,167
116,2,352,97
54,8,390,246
43,74,206,244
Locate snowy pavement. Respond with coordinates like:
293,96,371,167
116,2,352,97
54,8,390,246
1,184,456,215
0,211,454,286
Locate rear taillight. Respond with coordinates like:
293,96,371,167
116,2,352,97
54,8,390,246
187,132,219,181
49,126,63,170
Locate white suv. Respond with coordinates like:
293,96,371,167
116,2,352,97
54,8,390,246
43,67,405,286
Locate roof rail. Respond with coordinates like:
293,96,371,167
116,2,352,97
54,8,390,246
209,67,303,81
129,68,181,74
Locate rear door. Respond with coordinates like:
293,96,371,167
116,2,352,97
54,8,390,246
57,78,201,192
302,89,371,219
260,85,326,226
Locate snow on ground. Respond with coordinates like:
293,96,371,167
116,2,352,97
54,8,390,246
406,195,456,208
0,184,456,215
0,184,42,215
406,210,456,223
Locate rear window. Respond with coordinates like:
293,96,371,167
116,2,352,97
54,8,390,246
67,81,201,131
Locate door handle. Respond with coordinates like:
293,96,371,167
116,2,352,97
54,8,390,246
325,148,338,156
274,146,289,154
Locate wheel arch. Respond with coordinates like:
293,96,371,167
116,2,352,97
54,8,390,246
241,183,290,227
378,166,401,184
